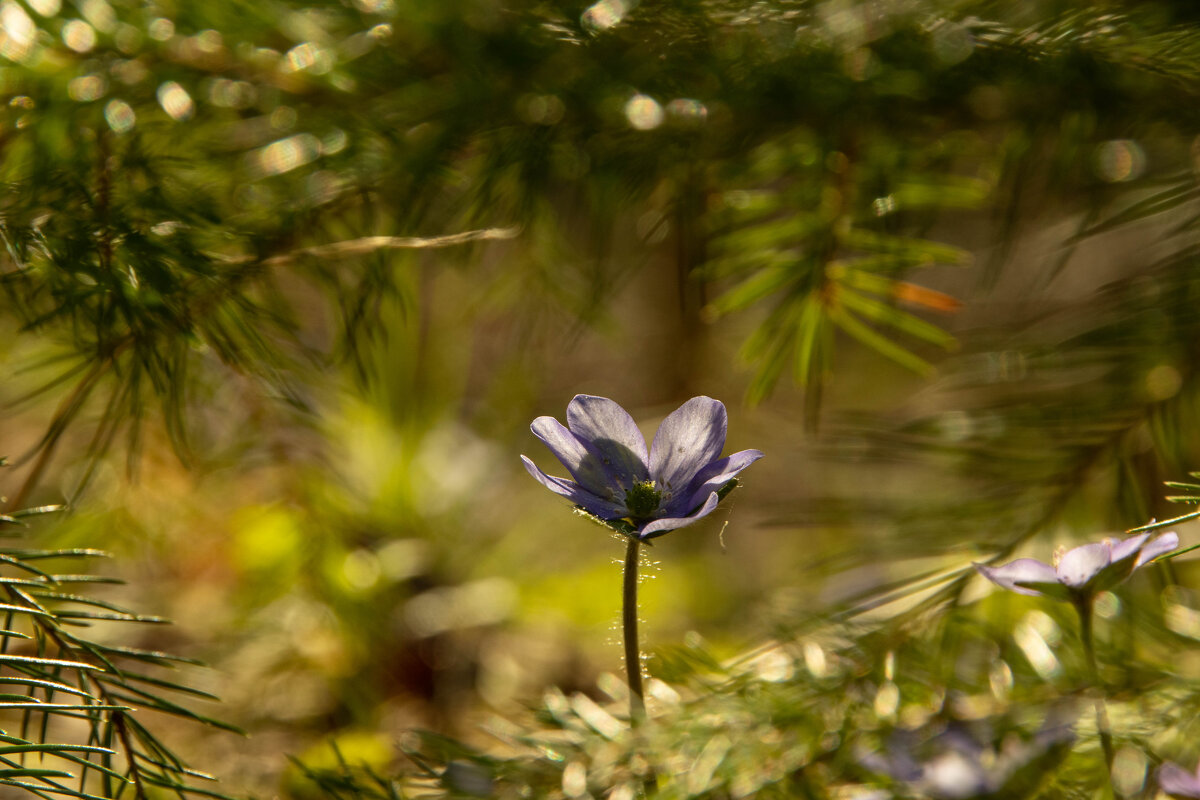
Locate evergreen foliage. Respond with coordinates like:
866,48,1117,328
0,503,232,799
4,0,1200,797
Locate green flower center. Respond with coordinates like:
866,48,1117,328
624,480,662,521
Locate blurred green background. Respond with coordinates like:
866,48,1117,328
4,0,1200,795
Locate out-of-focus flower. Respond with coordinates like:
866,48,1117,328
521,394,762,539
974,532,1178,601
861,720,1075,799
1160,759,1200,798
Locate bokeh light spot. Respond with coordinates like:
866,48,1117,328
1111,747,1147,797
1094,590,1121,619
26,0,59,16
62,19,96,53
936,409,973,442
581,0,632,32
518,93,565,125
376,539,430,582
0,1,37,63
255,133,320,176
665,97,707,123
873,680,899,717
1146,364,1182,401
147,17,173,41
1165,586,1200,639
157,80,194,120
404,578,515,637
341,549,381,591
751,648,793,682
103,98,135,133
68,74,107,102
803,640,828,677
81,0,116,34
624,93,662,130
270,105,298,130
194,29,222,54
1015,611,1061,678
353,0,394,13
320,128,348,155
208,78,255,108
562,761,587,797
988,659,1012,700
285,41,333,74
1095,139,1146,182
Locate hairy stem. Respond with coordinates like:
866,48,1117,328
622,536,657,797
623,536,646,725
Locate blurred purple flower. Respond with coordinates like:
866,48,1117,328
521,395,762,539
1161,759,1200,798
861,720,1074,799
974,532,1178,601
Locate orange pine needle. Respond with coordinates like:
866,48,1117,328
892,281,962,313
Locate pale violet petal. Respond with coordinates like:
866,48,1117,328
678,448,764,515
639,492,720,540
520,456,627,519
566,394,649,487
1077,536,1154,594
648,396,727,493
530,415,614,498
974,559,1058,597
1136,532,1179,566
1158,762,1200,798
1056,541,1113,590
1109,532,1150,563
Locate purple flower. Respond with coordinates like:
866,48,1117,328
861,720,1074,799
1160,759,1200,798
974,532,1178,600
521,395,763,539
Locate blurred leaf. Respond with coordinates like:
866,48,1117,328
829,304,935,376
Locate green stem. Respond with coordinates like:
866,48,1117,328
623,536,646,725
1075,595,1116,795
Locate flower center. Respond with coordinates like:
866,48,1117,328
624,480,662,521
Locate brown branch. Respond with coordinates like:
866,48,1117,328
220,226,520,268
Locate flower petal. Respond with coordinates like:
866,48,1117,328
1056,541,1119,591
530,415,614,498
520,456,627,519
566,395,649,487
1136,531,1179,566
1159,762,1200,798
648,396,727,493
1109,532,1150,563
974,559,1059,597
638,491,720,540
676,448,764,516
